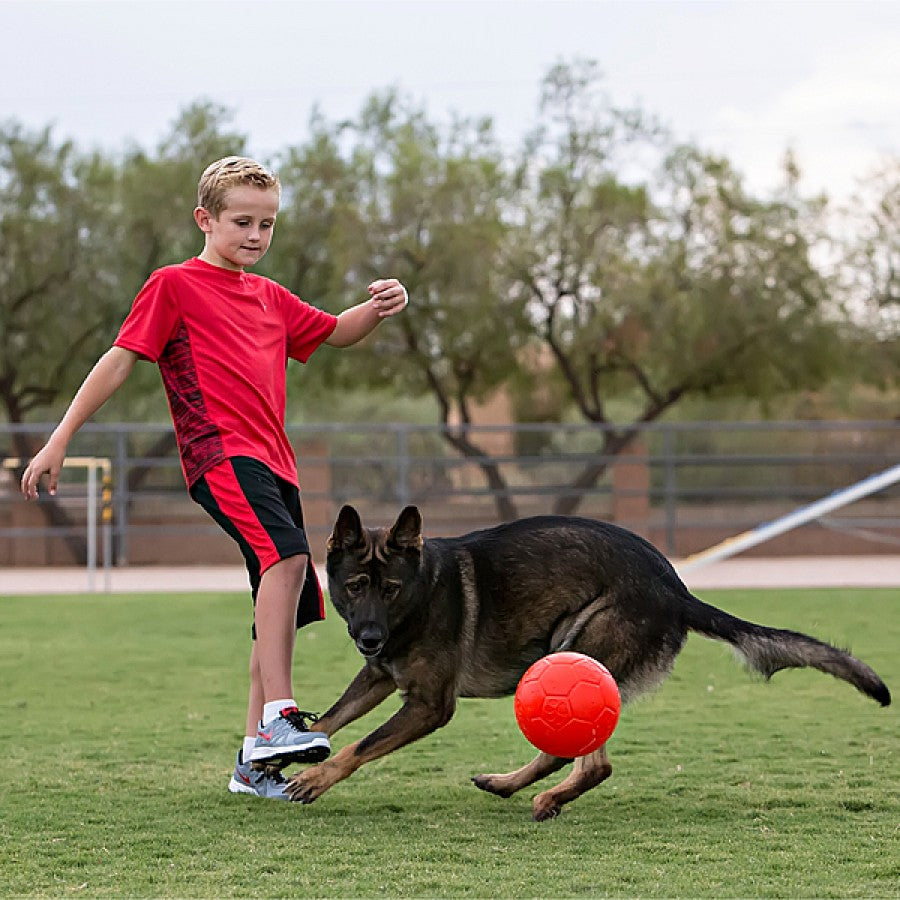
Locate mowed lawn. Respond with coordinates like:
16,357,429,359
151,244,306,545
0,587,896,898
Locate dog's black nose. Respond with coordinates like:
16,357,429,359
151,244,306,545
355,625,386,657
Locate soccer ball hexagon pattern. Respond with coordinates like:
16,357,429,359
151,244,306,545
514,651,621,757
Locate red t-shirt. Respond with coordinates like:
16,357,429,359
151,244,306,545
115,257,338,488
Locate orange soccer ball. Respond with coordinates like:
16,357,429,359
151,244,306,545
514,652,621,758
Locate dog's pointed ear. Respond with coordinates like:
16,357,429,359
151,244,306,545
387,505,424,552
328,505,365,552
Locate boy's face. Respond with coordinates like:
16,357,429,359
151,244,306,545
194,185,279,271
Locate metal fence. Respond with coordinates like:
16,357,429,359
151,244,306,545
2,420,899,567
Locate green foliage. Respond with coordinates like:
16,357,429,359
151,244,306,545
0,123,119,428
1,60,895,448
0,588,896,897
508,72,848,432
835,162,900,392
286,383,438,426
843,160,900,325
320,91,523,418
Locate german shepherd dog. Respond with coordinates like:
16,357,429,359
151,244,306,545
285,506,891,820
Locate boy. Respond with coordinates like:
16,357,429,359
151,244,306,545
20,156,408,800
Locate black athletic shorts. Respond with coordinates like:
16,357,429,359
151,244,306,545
189,456,325,636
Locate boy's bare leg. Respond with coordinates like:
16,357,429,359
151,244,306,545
246,553,331,771
253,554,308,703
245,643,265,736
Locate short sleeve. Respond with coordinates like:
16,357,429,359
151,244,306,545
280,286,338,363
114,269,180,362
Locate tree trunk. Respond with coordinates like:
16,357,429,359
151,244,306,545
551,429,637,517
439,429,519,522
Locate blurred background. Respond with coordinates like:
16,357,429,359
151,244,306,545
1,0,898,570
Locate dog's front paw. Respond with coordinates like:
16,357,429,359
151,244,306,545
285,764,335,803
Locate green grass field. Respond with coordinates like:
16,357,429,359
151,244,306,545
0,587,897,898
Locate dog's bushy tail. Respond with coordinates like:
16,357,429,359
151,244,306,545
681,595,891,706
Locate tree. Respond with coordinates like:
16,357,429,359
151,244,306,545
0,123,120,557
4,70,888,533
506,64,849,515
845,160,900,327
838,161,900,393
0,123,119,430
262,110,364,408
278,92,527,517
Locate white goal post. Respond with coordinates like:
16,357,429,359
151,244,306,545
3,456,113,592
678,462,900,573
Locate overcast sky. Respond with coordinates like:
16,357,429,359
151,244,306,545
2,0,898,201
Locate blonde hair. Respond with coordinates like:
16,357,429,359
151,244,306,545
197,156,281,217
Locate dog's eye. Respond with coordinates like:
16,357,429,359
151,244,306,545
382,580,402,599
345,577,368,596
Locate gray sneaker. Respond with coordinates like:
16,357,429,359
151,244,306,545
228,750,291,800
249,707,331,769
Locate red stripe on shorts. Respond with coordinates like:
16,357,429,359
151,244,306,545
202,461,281,574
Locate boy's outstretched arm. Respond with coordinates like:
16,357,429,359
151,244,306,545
21,346,139,499
326,279,408,348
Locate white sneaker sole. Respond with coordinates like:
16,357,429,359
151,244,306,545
228,776,257,795
249,735,331,763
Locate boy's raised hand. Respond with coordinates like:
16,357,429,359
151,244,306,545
368,279,409,317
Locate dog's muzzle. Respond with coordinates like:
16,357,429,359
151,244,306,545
353,624,387,658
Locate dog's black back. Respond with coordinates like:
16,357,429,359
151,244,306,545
430,516,690,700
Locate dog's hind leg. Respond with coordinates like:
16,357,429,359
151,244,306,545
531,745,612,822
471,752,570,799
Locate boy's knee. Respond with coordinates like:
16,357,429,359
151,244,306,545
282,553,308,576
263,552,308,587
